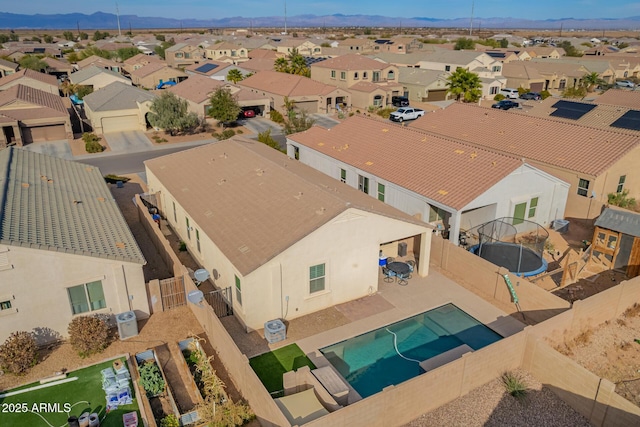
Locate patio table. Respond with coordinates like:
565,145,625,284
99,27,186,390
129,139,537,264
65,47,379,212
387,262,410,277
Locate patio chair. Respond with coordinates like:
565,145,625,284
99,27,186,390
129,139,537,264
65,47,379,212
382,267,395,283
406,260,416,278
397,273,409,286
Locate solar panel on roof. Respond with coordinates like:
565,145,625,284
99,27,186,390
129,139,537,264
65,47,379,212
549,100,596,120
611,110,640,131
195,63,219,73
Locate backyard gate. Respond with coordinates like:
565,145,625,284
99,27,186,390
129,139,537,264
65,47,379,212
204,287,233,318
159,276,187,310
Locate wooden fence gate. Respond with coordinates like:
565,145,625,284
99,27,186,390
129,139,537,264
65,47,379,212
204,287,233,318
159,276,187,310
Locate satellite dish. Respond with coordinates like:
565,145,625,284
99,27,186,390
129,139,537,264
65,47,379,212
188,290,204,305
193,269,210,287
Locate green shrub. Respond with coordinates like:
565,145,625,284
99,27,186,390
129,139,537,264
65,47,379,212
213,129,236,140
517,87,528,95
82,132,104,153
139,362,166,397
501,371,528,402
540,90,552,100
269,109,285,124
104,174,131,184
160,414,180,427
493,93,506,101
68,316,109,357
0,331,38,375
179,241,187,251
608,189,636,209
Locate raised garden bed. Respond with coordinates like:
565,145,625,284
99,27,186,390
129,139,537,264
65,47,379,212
134,349,180,426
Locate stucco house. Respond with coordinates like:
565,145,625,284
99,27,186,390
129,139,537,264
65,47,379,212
310,54,402,108
122,53,164,76
501,62,547,92
276,40,322,57
164,43,206,68
129,62,188,89
0,68,60,95
0,147,148,344
185,60,252,82
287,115,569,245
69,66,132,92
205,41,249,64
398,68,452,102
0,84,73,147
83,81,155,134
76,55,123,73
144,137,431,332
238,70,350,114
410,103,640,220
0,58,19,77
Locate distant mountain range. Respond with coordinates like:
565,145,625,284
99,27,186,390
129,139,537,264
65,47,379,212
1,12,640,31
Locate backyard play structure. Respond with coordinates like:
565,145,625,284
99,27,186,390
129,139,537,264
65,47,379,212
470,217,549,277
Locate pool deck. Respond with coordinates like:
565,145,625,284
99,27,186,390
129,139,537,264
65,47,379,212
296,267,526,369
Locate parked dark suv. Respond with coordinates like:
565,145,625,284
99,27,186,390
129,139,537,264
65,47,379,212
491,100,519,110
392,96,409,107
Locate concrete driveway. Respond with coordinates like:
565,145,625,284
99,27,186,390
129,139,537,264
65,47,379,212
310,114,341,129
22,139,73,160
240,117,287,150
104,131,153,153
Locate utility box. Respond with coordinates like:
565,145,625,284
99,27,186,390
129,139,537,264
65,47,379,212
398,242,408,257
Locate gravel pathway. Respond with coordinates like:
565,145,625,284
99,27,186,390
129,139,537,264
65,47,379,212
405,370,591,427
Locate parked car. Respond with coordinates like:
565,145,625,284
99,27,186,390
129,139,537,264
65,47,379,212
500,88,519,99
392,96,410,107
243,109,256,118
491,100,519,110
615,80,635,88
389,107,425,122
520,92,541,100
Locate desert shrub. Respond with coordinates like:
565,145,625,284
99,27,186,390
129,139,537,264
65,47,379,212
213,129,236,140
493,93,506,101
139,362,166,397
82,132,104,153
501,371,528,402
517,87,528,95
540,90,552,100
375,106,396,119
160,414,180,427
68,316,109,357
0,331,38,375
269,109,285,124
608,189,636,209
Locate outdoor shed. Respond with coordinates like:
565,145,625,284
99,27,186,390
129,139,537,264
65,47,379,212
591,208,640,278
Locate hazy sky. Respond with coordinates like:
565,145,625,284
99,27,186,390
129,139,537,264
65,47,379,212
3,1,639,21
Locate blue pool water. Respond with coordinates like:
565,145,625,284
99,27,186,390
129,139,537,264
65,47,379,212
319,303,502,398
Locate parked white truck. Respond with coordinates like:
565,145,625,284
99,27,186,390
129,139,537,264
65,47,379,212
389,107,425,122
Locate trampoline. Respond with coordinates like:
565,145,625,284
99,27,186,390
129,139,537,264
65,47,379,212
470,217,549,277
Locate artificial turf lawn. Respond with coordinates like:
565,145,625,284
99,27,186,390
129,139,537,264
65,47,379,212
249,344,316,395
0,357,141,427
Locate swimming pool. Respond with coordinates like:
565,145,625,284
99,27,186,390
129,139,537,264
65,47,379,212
319,303,502,398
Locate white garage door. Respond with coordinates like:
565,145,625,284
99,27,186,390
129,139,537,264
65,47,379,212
102,115,139,133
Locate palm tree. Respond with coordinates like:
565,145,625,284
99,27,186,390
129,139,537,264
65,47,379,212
60,81,78,97
581,72,604,92
226,69,244,84
274,57,289,73
446,68,483,103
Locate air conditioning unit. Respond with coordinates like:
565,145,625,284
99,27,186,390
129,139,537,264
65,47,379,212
116,311,139,340
264,319,286,344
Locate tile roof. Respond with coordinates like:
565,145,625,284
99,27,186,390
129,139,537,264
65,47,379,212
409,103,639,177
523,96,640,134
501,62,544,80
185,60,231,76
69,66,129,85
594,89,640,109
129,62,175,78
83,81,155,112
145,137,425,275
42,56,73,72
0,147,145,264
239,58,276,72
288,115,523,211
0,58,19,71
398,68,448,85
123,53,163,66
310,54,392,70
0,68,58,87
239,70,341,97
167,74,225,103
76,55,121,70
248,49,278,60
419,49,489,65
0,84,68,116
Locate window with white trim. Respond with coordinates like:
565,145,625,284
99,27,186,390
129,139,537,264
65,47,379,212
340,168,346,183
331,70,336,78
617,175,626,193
528,197,539,218
358,175,369,194
577,178,590,197
67,281,106,315
309,264,325,293
0,300,12,311
377,183,385,202
235,275,242,306
340,71,346,80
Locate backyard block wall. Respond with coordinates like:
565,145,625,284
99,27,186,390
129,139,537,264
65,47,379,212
136,195,292,427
